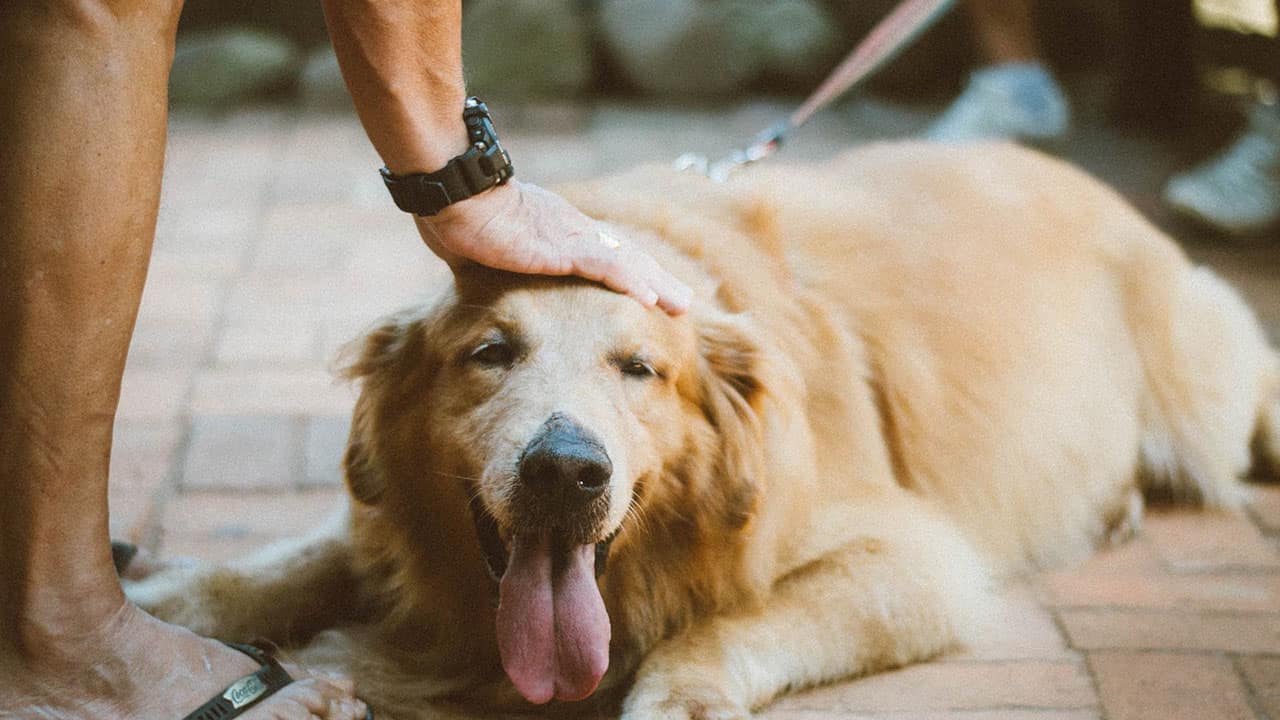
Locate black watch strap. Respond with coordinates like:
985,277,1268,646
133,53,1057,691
380,97,514,216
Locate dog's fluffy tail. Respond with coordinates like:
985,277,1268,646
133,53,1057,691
1135,262,1276,508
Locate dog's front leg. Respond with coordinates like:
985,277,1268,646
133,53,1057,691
620,504,992,719
125,507,367,645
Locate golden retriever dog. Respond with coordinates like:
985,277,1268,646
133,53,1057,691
127,142,1280,719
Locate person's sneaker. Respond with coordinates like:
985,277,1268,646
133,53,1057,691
926,62,1071,145
1163,103,1280,236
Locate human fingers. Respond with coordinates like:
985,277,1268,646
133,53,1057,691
328,697,371,720
564,231,695,314
524,185,691,313
240,675,362,720
420,180,693,314
591,230,692,315
570,241,660,309
648,262,693,315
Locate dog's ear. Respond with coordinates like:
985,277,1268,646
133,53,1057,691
343,414,384,506
338,313,433,506
699,312,764,405
694,311,769,529
339,312,423,385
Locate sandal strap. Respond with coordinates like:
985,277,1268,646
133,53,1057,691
180,642,294,720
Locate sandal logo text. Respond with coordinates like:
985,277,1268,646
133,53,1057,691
223,674,269,709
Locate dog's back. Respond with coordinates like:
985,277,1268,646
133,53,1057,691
562,141,1280,574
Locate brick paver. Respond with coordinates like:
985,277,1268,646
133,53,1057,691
215,319,321,366
1250,485,1280,534
128,315,217,368
159,488,348,562
181,415,299,491
1090,652,1257,720
110,100,1280,719
302,415,351,488
1040,572,1280,613
1142,510,1280,571
108,421,183,542
1061,609,1280,654
114,369,194,422
1238,655,1280,719
188,368,357,416
768,661,1096,714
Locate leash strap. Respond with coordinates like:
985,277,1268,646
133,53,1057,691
789,0,958,130
681,0,958,181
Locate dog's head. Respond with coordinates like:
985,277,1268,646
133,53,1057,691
342,263,768,705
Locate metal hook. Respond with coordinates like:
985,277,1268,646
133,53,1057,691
675,121,788,183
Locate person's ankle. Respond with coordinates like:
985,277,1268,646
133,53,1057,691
2,589,135,669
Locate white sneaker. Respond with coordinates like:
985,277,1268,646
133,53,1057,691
926,62,1071,144
1164,104,1280,236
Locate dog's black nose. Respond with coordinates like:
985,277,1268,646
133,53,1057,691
518,414,612,504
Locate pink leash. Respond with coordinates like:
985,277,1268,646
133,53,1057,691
677,0,958,181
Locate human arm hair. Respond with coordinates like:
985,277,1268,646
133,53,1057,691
321,0,470,173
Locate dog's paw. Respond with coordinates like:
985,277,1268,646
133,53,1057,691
620,682,750,720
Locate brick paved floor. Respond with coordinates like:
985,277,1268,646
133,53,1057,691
110,98,1280,719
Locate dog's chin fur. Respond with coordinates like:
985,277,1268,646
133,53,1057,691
127,142,1280,719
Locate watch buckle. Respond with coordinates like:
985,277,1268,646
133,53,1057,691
413,178,452,210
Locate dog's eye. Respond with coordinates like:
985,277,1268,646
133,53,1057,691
469,341,515,367
618,359,658,379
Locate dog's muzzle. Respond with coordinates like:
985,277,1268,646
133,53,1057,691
469,413,620,596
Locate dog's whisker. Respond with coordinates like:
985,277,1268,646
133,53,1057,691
431,469,485,483
621,499,654,538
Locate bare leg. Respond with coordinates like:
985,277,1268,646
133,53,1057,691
927,0,1068,143
966,0,1041,64
0,3,362,718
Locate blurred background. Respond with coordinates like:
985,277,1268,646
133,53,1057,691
164,0,1280,235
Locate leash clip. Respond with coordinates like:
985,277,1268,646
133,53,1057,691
675,121,788,183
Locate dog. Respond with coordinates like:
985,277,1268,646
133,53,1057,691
127,141,1280,719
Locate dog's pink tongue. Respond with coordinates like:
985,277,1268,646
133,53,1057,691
496,533,610,704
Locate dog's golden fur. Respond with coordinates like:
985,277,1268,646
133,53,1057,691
128,142,1280,719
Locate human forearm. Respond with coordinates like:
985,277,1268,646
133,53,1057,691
321,0,692,315
321,0,470,173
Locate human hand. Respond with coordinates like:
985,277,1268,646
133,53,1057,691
413,180,692,315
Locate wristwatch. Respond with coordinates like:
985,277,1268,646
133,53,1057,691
379,97,515,216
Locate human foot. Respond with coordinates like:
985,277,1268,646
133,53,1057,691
1164,102,1280,237
0,602,368,719
926,62,1071,145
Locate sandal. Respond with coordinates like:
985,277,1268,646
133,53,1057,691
111,543,373,719
178,641,374,720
